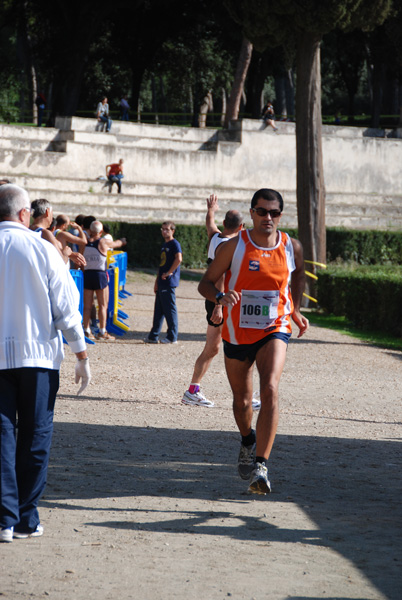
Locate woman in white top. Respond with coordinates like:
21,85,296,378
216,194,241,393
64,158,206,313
96,97,112,132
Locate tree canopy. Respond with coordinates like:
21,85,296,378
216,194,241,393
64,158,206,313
223,0,395,281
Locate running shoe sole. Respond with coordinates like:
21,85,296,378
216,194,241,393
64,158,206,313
248,476,271,495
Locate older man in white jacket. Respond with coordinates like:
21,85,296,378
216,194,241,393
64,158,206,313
0,184,91,543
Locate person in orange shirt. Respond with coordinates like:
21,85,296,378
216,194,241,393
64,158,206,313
106,159,124,194
198,188,309,495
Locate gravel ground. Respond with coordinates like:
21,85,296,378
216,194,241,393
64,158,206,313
1,270,401,600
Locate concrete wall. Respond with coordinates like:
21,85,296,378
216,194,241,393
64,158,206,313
0,117,401,230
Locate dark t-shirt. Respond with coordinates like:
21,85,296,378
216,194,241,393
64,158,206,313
158,238,182,289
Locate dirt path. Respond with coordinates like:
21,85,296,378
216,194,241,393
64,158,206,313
1,270,401,600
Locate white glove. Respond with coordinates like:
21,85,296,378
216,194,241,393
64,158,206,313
75,358,91,396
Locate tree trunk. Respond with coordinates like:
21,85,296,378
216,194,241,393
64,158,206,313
295,31,326,301
199,91,212,128
224,37,253,128
151,75,158,124
274,72,287,118
220,87,227,127
371,60,385,128
16,3,36,124
285,69,295,118
31,65,38,124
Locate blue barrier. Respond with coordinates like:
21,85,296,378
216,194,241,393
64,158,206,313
65,270,95,345
70,269,84,316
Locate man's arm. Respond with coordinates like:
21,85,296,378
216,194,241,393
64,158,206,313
106,164,111,176
161,252,182,280
290,238,309,338
198,237,240,307
205,194,220,241
39,227,69,263
58,224,87,246
100,237,127,252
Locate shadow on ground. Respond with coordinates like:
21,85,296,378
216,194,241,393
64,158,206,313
44,423,401,600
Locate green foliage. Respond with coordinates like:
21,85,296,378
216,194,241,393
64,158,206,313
224,0,393,50
317,264,402,336
326,228,402,265
0,73,21,122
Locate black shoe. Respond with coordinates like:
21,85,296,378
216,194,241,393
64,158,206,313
237,442,256,480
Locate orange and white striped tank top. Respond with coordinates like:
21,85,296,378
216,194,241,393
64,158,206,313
222,229,295,345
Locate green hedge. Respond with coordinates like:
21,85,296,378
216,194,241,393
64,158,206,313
103,222,402,268
317,265,402,336
103,222,209,269
327,228,402,265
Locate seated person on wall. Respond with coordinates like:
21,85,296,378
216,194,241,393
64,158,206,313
106,159,124,194
96,96,112,132
261,101,278,132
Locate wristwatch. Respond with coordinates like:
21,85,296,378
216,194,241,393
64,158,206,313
215,292,225,305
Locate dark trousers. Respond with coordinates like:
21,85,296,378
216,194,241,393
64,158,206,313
108,175,122,193
0,368,59,532
148,287,179,342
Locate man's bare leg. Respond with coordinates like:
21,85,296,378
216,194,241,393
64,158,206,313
224,355,254,436
83,289,94,331
95,287,114,340
190,324,222,382
224,355,257,480
255,338,287,460
247,338,288,495
182,325,222,407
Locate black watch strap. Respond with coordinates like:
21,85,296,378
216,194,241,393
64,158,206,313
215,292,225,305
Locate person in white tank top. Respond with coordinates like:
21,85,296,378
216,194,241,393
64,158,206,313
182,194,243,407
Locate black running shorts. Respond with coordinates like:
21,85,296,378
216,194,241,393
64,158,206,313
223,332,291,363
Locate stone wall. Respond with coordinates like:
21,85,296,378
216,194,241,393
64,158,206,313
0,117,401,230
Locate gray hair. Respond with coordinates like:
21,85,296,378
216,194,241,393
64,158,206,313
90,220,103,234
31,198,51,219
0,184,30,221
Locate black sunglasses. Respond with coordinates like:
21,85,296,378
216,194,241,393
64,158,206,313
251,207,282,218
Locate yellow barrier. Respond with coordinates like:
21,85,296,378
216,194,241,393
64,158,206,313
303,261,326,304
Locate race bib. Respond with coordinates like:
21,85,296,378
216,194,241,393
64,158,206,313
239,290,279,329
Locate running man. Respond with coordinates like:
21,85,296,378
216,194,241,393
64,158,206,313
182,195,243,407
198,188,309,495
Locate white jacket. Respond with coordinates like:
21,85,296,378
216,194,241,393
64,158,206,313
0,221,86,370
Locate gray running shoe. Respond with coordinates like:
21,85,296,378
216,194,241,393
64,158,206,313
248,463,271,495
182,390,214,407
237,441,256,480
